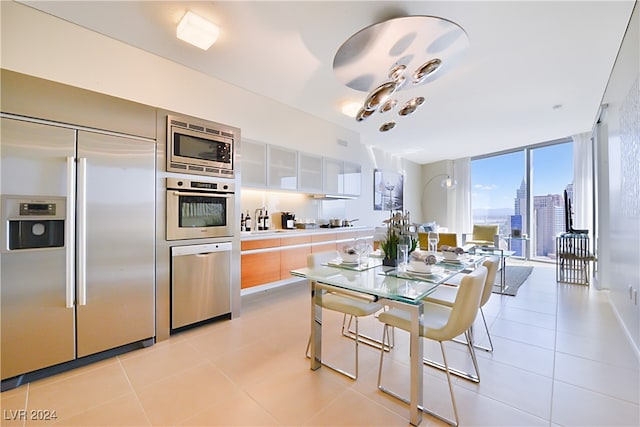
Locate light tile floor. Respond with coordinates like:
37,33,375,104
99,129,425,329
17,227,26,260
2,261,638,426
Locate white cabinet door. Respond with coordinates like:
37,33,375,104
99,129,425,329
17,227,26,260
268,145,297,190
298,152,323,193
323,158,343,194
241,140,267,187
343,161,361,196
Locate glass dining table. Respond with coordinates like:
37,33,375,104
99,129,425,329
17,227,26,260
290,253,486,426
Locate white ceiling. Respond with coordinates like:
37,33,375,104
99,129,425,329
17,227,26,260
20,1,635,164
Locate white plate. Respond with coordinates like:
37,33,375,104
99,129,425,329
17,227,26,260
441,253,469,262
406,265,444,275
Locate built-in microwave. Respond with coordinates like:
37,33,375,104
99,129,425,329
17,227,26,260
167,115,237,178
166,177,235,241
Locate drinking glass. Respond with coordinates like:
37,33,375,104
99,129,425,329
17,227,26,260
428,231,439,253
353,238,369,264
397,243,409,271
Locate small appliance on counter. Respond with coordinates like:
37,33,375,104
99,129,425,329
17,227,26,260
281,212,296,229
295,219,318,229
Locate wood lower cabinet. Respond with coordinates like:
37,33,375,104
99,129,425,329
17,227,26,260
241,229,374,290
280,235,312,279
311,232,337,253
241,251,281,289
280,246,311,279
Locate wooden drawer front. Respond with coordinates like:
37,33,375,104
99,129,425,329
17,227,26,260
357,229,374,238
280,246,311,278
241,238,281,250
241,251,281,289
280,235,312,246
338,231,357,240
312,233,337,243
312,242,337,253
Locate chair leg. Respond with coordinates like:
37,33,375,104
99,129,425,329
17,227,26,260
452,307,494,352
423,333,480,383
343,313,394,351
479,307,494,352
377,325,459,426
464,329,481,383
439,342,460,427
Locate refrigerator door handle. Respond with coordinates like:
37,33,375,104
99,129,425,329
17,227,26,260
66,156,76,308
77,157,87,306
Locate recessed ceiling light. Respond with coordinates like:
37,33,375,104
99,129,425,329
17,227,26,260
176,11,220,50
341,101,362,118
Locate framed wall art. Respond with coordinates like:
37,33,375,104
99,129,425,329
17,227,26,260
373,169,404,211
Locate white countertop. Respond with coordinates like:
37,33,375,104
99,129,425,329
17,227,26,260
240,225,374,240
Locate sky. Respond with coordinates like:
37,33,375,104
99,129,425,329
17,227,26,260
472,142,574,210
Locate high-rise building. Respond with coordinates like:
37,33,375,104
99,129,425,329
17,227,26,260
534,194,565,257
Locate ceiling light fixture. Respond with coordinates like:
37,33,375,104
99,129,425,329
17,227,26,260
341,101,362,118
176,11,220,50
333,15,469,132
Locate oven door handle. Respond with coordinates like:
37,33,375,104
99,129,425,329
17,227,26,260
170,191,233,198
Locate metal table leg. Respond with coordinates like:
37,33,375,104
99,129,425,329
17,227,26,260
310,280,322,371
408,302,424,426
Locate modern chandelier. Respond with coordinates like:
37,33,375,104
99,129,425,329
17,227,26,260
333,15,470,132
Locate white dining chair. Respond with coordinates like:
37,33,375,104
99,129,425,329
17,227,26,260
305,250,384,379
424,255,499,353
376,266,487,427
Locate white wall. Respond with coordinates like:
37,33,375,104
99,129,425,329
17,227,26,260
0,1,421,229
596,2,639,354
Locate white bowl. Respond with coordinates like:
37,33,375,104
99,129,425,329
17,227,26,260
340,252,359,263
442,251,467,261
408,260,435,273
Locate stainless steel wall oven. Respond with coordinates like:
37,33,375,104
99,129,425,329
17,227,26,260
166,177,235,241
167,115,235,178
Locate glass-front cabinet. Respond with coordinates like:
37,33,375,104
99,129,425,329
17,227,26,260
322,158,343,195
298,152,323,193
240,141,360,197
267,145,297,190
343,161,361,196
323,159,361,196
241,140,267,187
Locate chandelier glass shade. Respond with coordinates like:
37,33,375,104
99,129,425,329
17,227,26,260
333,15,469,132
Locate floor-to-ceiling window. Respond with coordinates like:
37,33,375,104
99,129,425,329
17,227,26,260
471,138,574,260
530,141,574,261
471,150,526,255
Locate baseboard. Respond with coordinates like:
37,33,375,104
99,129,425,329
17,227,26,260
607,291,640,359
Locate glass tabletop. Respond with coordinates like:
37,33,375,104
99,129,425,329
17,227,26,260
292,261,465,304
325,257,383,271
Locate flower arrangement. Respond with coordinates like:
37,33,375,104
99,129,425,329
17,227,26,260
380,210,418,266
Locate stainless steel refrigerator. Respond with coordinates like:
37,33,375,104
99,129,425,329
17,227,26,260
1,115,156,382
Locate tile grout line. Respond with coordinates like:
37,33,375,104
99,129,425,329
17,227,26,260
115,355,153,427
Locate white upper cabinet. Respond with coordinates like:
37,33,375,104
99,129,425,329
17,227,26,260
323,158,361,196
267,145,297,190
298,152,323,193
240,141,360,197
322,157,343,194
343,161,361,196
241,140,267,187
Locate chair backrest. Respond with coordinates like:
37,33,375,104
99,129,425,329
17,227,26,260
480,256,500,307
437,232,458,250
417,232,429,250
307,250,339,268
438,266,487,340
472,224,499,242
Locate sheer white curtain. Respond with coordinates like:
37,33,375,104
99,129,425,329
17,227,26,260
446,157,472,236
572,132,594,236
